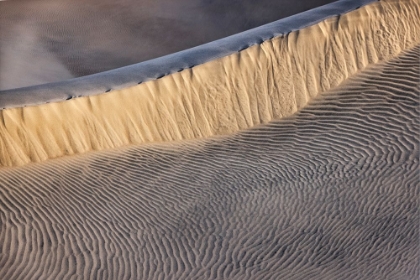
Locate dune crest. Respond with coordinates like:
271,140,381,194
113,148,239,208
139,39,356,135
0,45,418,280
0,0,419,167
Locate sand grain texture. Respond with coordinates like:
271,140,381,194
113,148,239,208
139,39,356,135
0,43,419,280
0,0,418,167
0,1,419,279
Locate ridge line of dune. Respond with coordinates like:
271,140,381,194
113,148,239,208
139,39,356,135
0,0,376,108
0,0,419,167
0,45,418,279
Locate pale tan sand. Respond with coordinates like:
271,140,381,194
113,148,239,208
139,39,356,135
0,0,418,167
0,45,418,279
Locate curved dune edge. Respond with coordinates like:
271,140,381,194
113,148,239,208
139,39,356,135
0,45,418,280
0,0,374,105
0,0,419,167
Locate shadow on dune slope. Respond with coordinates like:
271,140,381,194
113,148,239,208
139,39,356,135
0,0,335,90
0,45,418,280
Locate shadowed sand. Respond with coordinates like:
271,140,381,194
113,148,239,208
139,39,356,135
0,45,418,279
0,23,75,89
0,0,418,167
0,0,419,279
0,0,335,90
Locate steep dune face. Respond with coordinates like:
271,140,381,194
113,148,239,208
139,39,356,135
0,0,418,167
0,45,418,280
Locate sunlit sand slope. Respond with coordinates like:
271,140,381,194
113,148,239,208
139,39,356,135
0,45,418,279
0,0,418,167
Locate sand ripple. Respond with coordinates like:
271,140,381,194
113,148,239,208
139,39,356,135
0,45,418,279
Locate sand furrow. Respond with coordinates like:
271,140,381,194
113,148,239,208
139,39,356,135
0,44,418,279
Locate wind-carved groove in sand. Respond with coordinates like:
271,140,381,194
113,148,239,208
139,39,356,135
0,0,419,167
0,45,418,280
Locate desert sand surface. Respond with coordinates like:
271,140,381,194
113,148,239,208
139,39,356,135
0,0,335,90
0,44,419,279
0,0,418,167
0,22,75,90
1,0,419,279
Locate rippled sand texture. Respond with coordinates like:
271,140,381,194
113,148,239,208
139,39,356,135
0,0,419,167
1,44,419,280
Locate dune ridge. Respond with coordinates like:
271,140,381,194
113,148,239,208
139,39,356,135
0,45,418,279
0,0,372,104
0,0,419,167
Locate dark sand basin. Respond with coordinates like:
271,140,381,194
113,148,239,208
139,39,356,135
0,0,335,90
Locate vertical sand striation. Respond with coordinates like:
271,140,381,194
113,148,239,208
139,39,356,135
0,45,418,279
0,0,419,167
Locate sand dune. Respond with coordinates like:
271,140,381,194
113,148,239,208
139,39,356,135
0,0,335,90
0,0,419,279
0,45,418,279
0,0,418,167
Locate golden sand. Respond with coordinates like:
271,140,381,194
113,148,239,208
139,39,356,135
0,44,418,280
0,0,418,167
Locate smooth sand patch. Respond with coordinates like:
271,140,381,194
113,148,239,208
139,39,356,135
0,0,335,89
0,23,74,91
